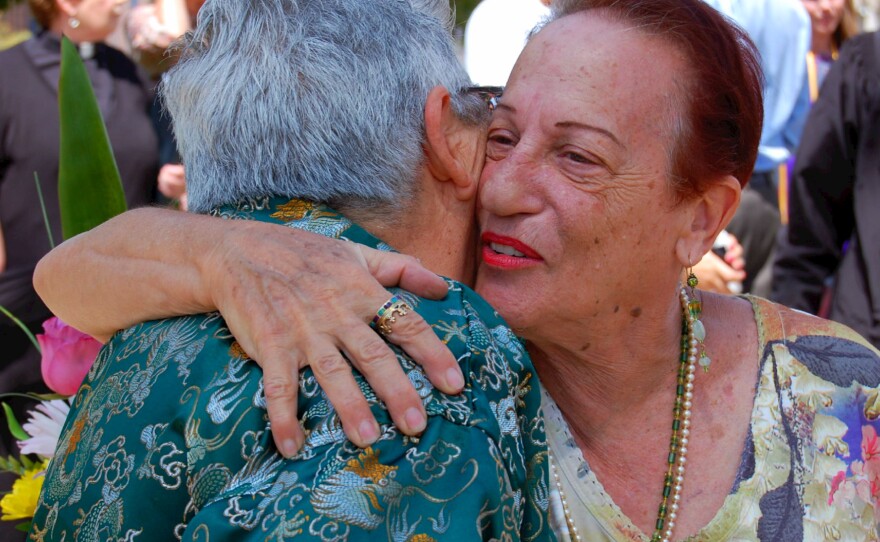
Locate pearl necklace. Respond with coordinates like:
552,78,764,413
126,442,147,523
548,286,706,542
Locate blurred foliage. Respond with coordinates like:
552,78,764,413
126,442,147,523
453,0,481,27
0,0,24,12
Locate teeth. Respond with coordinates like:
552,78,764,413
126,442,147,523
489,242,525,257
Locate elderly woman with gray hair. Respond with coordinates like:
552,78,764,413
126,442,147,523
30,0,554,540
35,0,880,540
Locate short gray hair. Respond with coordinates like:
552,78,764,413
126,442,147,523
162,0,486,213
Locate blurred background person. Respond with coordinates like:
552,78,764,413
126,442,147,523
463,0,549,86
703,0,811,298
773,31,880,349
802,0,859,101
0,0,160,534
126,0,206,209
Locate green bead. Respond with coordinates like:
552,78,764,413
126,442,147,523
656,517,666,531
663,484,671,497
677,384,685,396
668,452,676,464
672,419,681,431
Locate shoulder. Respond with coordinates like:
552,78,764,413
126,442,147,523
748,295,880,404
750,295,879,357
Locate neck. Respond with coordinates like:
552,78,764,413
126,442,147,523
530,288,684,446
349,178,477,284
811,32,835,57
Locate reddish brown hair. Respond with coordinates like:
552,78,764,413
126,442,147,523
551,0,764,197
28,0,58,30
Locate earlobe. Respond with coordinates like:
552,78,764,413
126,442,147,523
675,175,741,267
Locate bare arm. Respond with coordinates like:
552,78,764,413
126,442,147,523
34,207,462,455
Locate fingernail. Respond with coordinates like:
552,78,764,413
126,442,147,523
446,367,465,391
281,439,299,458
358,420,380,445
404,407,426,434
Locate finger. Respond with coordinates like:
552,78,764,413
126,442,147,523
259,348,306,458
305,337,381,448
376,302,463,394
360,247,448,299
340,323,427,436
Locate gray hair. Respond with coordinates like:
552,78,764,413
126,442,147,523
162,0,486,213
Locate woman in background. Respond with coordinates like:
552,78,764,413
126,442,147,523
0,2,159,531
801,0,859,100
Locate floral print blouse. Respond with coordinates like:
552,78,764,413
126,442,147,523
545,296,880,541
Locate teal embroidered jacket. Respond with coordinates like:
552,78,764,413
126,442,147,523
31,197,555,542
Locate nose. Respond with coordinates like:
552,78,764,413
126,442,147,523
478,145,544,219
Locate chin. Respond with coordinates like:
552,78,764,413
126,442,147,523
475,275,536,331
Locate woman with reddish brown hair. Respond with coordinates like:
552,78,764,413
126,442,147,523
33,0,880,540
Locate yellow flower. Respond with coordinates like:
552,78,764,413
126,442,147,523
1,461,48,521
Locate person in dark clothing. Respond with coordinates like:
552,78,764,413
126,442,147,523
0,0,159,535
772,31,880,349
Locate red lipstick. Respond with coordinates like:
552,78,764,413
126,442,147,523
480,232,543,269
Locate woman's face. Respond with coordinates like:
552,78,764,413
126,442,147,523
475,13,692,343
802,0,846,39
63,0,126,42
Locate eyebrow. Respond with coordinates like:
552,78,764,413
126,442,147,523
494,104,624,149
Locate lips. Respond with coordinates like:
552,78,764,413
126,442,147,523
480,232,542,269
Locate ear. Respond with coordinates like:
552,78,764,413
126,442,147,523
674,175,741,267
56,0,79,17
423,86,484,202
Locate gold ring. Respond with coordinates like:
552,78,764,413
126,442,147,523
371,295,411,336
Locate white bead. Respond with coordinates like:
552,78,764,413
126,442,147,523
666,529,674,538
683,418,691,427
671,503,679,512
679,446,688,455
678,456,687,465
682,428,690,437
681,437,689,446
688,355,697,363
669,512,677,521
685,391,693,400
673,493,681,502
684,400,692,409
675,476,684,484
692,319,706,341
677,465,685,474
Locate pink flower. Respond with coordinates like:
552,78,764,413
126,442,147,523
37,317,102,396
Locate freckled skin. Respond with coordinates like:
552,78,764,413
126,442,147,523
475,13,694,352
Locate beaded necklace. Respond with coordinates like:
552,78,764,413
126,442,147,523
548,285,707,542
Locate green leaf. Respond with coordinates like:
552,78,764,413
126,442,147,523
14,521,32,533
34,173,55,250
19,455,34,470
2,403,28,441
0,305,40,352
58,36,127,240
